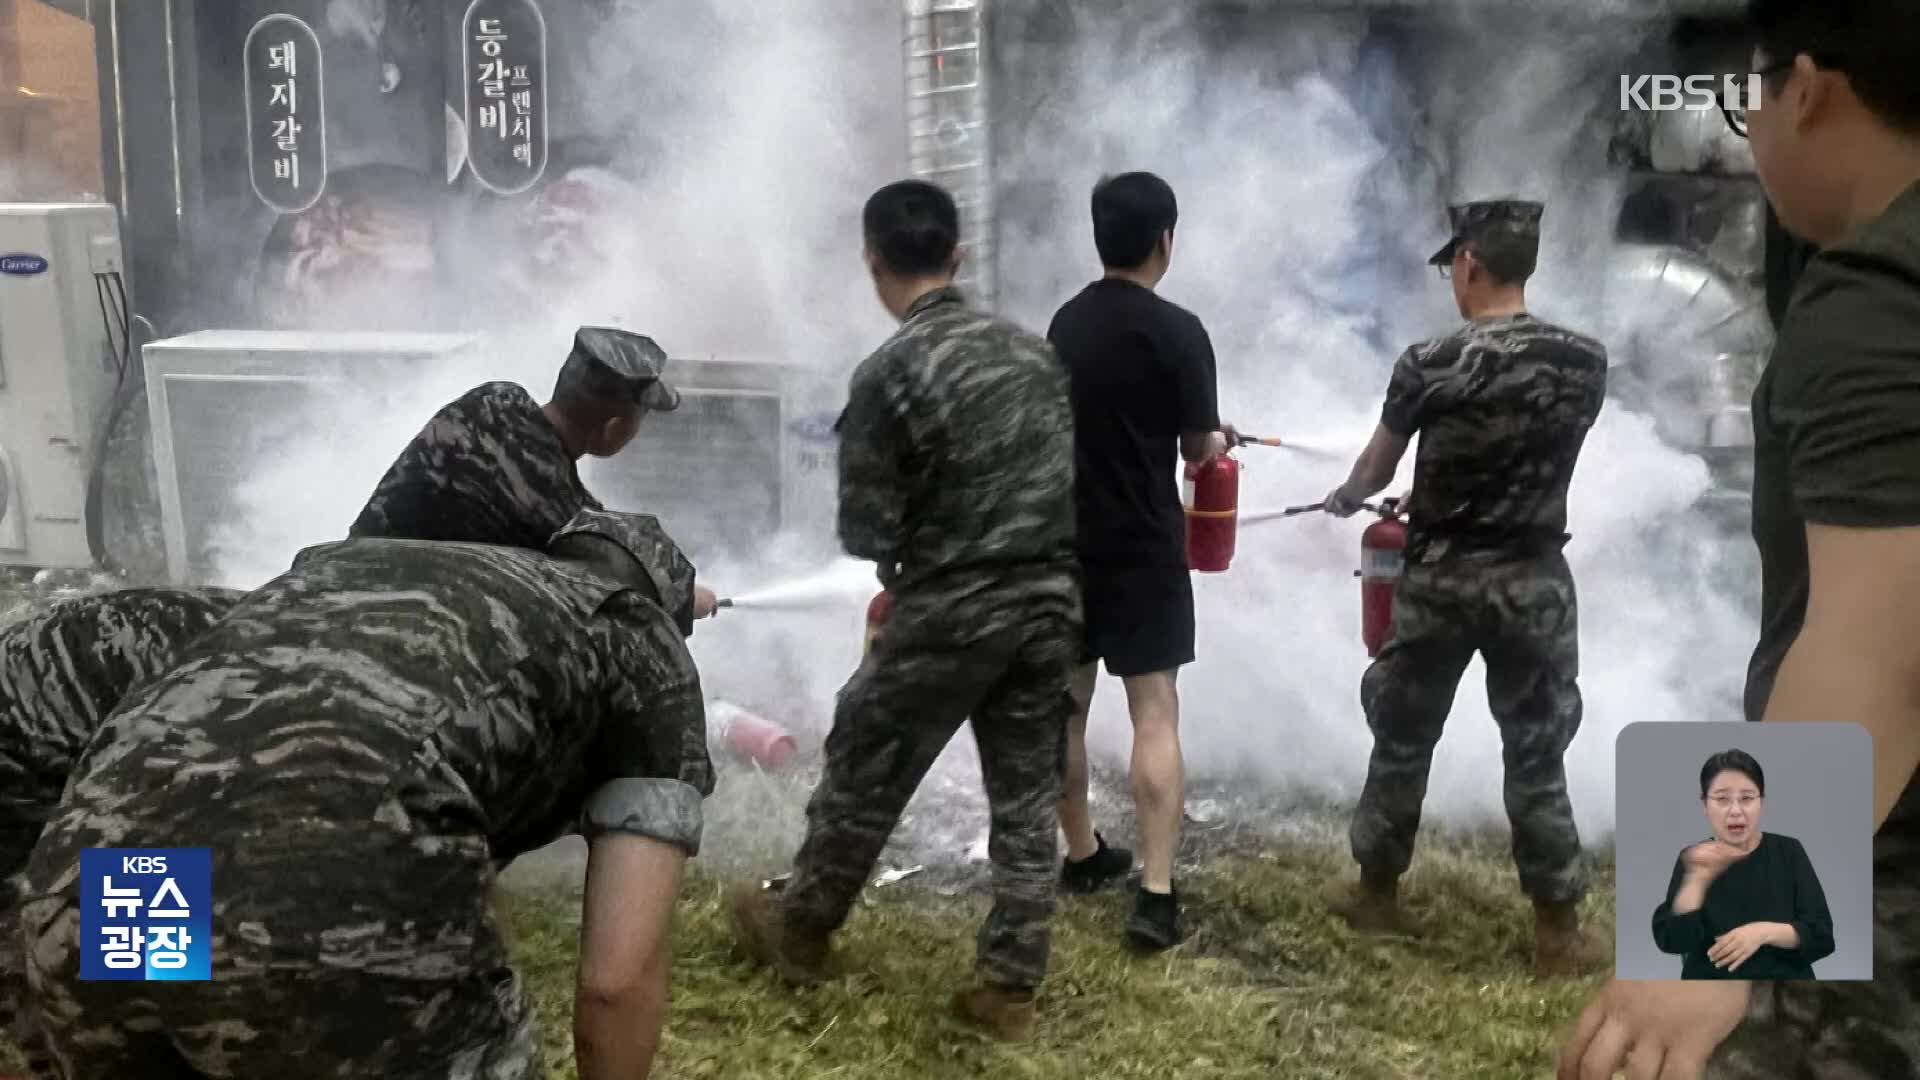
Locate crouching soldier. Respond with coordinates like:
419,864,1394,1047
17,510,712,1080
0,586,241,1076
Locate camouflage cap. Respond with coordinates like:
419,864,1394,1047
550,509,698,635
564,327,681,413
1427,199,1545,267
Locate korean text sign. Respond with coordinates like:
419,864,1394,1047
79,848,212,981
244,14,327,213
463,0,549,195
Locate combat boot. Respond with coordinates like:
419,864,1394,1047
727,881,835,986
951,983,1037,1042
1321,868,1407,935
1532,900,1609,977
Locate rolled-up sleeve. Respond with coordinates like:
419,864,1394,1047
581,777,706,855
579,599,715,856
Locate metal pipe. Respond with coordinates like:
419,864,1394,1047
903,0,996,311
163,0,182,226
108,0,128,220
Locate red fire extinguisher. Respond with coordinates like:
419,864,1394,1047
864,590,893,653
1184,452,1240,573
1357,498,1408,657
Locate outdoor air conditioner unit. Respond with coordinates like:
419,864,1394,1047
0,202,127,570
144,334,847,586
578,355,845,568
143,330,480,585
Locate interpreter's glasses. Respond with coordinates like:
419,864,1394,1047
1720,61,1796,138
1707,794,1760,811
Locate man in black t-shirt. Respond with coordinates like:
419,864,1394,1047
1046,172,1234,950
1560,2,1920,1076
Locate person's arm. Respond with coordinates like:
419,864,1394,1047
575,833,685,1080
1760,264,1920,830
1333,424,1413,504
1779,838,1836,965
835,355,914,583
1763,524,1920,828
1172,317,1227,464
1651,855,1713,955
1327,345,1421,515
572,614,715,1079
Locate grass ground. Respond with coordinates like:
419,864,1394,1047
0,578,1610,1078
2,828,1609,1079
511,830,1612,1080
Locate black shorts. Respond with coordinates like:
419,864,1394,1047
1077,564,1195,677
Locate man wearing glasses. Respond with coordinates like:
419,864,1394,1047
1560,1,1920,1077
1319,200,1610,977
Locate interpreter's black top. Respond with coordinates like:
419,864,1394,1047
1651,832,1836,980
1047,279,1219,570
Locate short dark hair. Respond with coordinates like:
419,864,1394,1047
862,180,959,276
1463,237,1537,287
1699,749,1766,799
1748,0,1920,132
1091,172,1178,270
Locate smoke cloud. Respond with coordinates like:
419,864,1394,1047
181,0,1761,869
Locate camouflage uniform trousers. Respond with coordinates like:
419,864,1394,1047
781,583,1078,991
19,808,543,1080
1706,777,1920,1080
1350,550,1588,905
4,848,52,1078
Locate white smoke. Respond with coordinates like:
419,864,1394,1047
982,6,1757,846
190,1,1762,867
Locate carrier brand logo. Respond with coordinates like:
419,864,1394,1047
0,253,49,275
1620,74,1760,113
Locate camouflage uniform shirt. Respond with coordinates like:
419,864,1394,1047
835,286,1078,596
27,538,712,978
0,587,241,876
350,381,603,549
1382,314,1608,564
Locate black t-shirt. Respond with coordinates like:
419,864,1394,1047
1748,181,1920,719
1047,279,1220,569
1650,832,1835,980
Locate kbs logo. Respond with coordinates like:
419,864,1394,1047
79,848,212,981
1619,74,1760,113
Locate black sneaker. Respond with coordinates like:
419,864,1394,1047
1061,833,1134,894
1126,885,1181,951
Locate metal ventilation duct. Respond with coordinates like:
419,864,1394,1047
1650,106,1756,175
904,0,996,310
1600,244,1773,454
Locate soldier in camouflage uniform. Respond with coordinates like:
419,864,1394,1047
352,326,677,550
17,510,713,1080
1319,199,1611,976
351,325,720,618
1,587,241,1077
727,180,1080,1042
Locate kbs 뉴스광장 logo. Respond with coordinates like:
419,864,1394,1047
79,848,212,981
